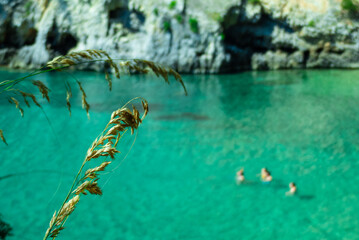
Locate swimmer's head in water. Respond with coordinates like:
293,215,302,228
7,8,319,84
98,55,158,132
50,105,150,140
262,168,270,175
289,182,296,188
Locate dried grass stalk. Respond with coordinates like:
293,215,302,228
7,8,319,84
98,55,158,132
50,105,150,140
84,161,111,179
32,80,50,102
21,93,30,107
43,99,149,240
65,81,72,116
120,59,187,95
105,69,112,91
9,97,24,117
19,91,41,107
46,49,187,96
85,182,102,195
56,195,80,224
72,180,102,196
47,50,112,70
44,211,57,237
49,227,64,238
1,50,186,145
77,81,90,119
0,129,7,145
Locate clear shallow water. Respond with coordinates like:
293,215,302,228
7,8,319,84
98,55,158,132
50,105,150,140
1,69,359,240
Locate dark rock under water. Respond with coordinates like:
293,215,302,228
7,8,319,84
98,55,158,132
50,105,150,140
156,112,210,121
0,216,11,240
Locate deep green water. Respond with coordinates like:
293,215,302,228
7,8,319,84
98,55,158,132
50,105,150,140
1,69,359,240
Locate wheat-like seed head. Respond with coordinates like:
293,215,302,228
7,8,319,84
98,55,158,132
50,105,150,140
77,81,90,119
45,101,149,239
32,80,50,103
56,195,80,224
84,161,112,179
85,182,103,195
19,91,41,107
21,93,30,107
47,50,112,70
31,50,184,240
0,129,7,145
73,181,103,196
65,81,72,116
9,97,24,117
120,59,187,95
2,49,184,146
46,49,187,96
105,69,112,91
49,227,64,238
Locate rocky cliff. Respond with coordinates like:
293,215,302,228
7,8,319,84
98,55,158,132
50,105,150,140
1,0,359,73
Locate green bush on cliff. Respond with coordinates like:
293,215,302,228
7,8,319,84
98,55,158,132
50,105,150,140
189,18,199,33
175,14,183,23
24,1,33,16
248,0,261,5
308,20,315,27
209,12,223,23
163,21,171,32
153,8,159,16
169,1,177,10
341,0,359,12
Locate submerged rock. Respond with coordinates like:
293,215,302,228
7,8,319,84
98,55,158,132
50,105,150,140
1,0,359,72
0,216,11,240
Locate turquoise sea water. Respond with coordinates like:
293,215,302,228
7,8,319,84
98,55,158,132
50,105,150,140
1,69,359,240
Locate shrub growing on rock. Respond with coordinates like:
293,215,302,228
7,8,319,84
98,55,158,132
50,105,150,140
308,20,315,27
248,0,261,5
175,14,183,23
189,17,199,33
341,0,359,12
163,20,171,32
169,1,177,10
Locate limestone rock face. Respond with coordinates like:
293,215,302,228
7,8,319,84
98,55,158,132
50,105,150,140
1,0,359,72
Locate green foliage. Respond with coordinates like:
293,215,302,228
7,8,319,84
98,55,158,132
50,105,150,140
248,0,261,4
175,14,183,23
153,8,159,16
188,18,199,33
24,1,32,16
341,0,359,12
308,20,315,27
163,21,171,32
209,12,223,23
220,33,225,40
169,1,177,10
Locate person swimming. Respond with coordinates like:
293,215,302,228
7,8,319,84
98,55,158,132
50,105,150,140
236,169,245,184
260,168,272,183
286,182,297,195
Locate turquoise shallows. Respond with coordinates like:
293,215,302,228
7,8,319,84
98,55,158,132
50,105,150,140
1,69,359,240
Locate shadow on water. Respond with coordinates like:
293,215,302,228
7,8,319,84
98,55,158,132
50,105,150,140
155,112,210,121
0,170,72,181
298,194,315,200
236,180,315,200
238,180,287,188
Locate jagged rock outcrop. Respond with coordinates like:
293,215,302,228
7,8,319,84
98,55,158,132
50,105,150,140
1,0,359,72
